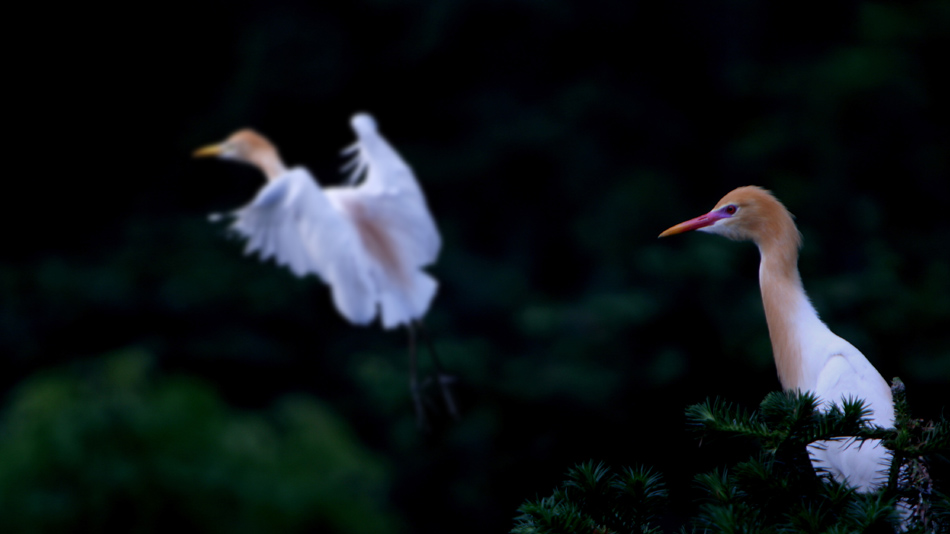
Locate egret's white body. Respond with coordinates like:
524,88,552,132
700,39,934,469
660,186,894,492
196,114,440,329
196,114,455,425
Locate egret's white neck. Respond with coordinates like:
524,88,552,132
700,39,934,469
249,150,287,181
757,238,829,392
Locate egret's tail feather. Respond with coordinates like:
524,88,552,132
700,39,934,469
408,272,438,321
378,271,438,330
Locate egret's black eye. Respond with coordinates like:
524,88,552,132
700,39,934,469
724,204,738,215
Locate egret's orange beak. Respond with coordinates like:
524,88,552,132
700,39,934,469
658,211,729,238
193,143,224,158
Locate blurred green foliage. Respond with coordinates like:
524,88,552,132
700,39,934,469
512,461,669,534
0,350,398,533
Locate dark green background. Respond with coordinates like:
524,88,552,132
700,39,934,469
2,1,948,532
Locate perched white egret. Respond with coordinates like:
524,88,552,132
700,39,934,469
194,113,456,424
659,186,894,492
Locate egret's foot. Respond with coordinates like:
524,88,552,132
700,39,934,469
410,381,429,430
436,372,460,420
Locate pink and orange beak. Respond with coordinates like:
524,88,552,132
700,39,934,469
658,210,730,238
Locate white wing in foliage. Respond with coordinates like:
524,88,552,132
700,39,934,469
808,347,895,491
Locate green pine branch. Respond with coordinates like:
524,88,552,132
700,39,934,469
512,461,668,534
514,379,948,533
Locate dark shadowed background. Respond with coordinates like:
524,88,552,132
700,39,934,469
2,1,948,532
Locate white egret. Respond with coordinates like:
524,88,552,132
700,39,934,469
659,186,894,492
194,113,456,425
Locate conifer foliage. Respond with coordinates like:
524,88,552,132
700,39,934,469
513,382,948,533
512,461,669,534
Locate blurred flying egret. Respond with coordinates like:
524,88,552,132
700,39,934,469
194,113,456,425
660,186,895,492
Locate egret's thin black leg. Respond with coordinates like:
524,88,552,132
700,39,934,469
415,320,459,419
407,323,427,429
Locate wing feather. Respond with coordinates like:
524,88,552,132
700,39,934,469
222,168,378,324
809,349,895,492
343,113,441,266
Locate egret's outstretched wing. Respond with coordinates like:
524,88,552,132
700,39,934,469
224,168,377,324
342,113,441,266
326,187,438,328
225,172,316,277
330,114,442,328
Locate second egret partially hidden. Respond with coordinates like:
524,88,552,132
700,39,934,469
659,186,894,492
